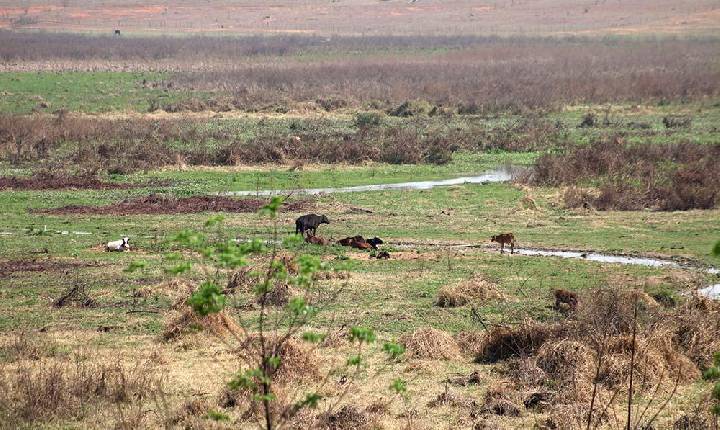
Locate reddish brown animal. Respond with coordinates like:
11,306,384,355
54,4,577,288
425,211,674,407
305,235,330,246
337,235,373,250
491,233,516,254
553,289,578,314
375,251,391,259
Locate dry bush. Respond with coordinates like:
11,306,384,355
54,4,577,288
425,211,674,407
527,137,720,211
317,405,373,430
400,327,461,360
476,384,522,418
454,331,485,357
0,332,60,362
476,320,555,363
0,355,160,426
476,287,720,427
238,336,320,384
562,186,597,210
162,306,240,342
437,275,504,308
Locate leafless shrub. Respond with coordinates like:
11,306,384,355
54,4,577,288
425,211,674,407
663,115,692,129
527,137,720,211
0,332,60,362
0,355,161,426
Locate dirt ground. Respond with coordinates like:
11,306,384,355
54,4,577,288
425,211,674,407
0,0,718,36
35,194,313,215
0,174,133,190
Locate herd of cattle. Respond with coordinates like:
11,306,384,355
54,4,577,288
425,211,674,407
295,213,390,258
104,213,515,258
294,213,517,258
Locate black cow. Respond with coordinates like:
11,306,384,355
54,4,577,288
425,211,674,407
366,237,384,249
295,214,329,237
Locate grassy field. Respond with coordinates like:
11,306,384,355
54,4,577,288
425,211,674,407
1,28,720,430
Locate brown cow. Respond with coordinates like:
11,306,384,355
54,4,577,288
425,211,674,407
553,289,578,314
491,233,517,254
305,235,330,246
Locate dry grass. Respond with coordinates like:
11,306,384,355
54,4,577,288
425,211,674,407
471,288,720,427
162,306,241,342
400,327,461,360
437,274,504,308
476,320,555,363
0,354,161,427
0,332,60,362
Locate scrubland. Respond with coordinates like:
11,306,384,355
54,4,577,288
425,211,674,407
0,29,719,429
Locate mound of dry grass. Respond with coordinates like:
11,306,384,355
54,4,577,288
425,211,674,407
477,384,523,418
317,405,373,430
162,306,240,342
476,320,555,363
237,336,320,384
475,287,720,427
400,327,461,360
437,275,504,308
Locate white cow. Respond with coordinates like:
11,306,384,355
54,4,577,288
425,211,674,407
106,237,130,252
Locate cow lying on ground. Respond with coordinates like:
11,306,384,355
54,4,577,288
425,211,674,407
295,214,329,237
106,237,130,252
305,235,330,246
491,233,516,254
337,235,384,250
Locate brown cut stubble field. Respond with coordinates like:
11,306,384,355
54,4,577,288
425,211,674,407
0,0,719,36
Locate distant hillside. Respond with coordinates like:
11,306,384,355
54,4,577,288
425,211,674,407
0,0,718,36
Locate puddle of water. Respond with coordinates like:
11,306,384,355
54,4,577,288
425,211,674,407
221,168,513,196
514,247,720,300
698,284,720,299
515,248,681,269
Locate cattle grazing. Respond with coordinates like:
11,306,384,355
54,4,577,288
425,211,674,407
305,235,330,246
295,214,329,237
490,233,516,254
553,289,578,314
106,237,130,252
114,29,121,36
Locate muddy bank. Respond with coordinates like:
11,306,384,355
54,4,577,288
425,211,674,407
35,194,312,215
0,259,100,278
221,168,516,196
0,174,134,190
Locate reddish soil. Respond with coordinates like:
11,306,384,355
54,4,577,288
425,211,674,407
0,258,98,278
36,194,312,215
0,174,133,190
0,0,717,36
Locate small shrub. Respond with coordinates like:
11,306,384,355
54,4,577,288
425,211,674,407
353,111,384,128
662,115,692,129
389,100,433,117
579,112,597,128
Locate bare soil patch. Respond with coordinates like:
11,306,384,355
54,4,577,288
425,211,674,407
0,174,132,190
0,258,98,278
35,194,312,216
